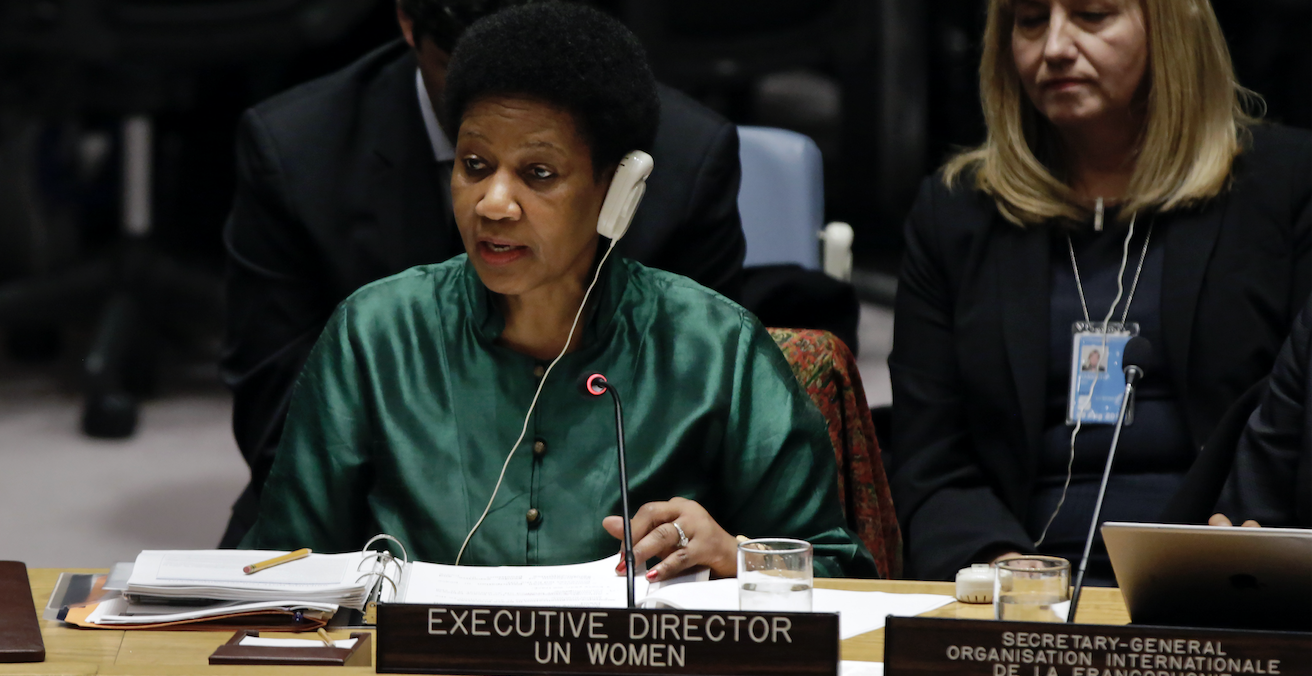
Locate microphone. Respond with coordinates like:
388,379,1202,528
1122,335,1151,388
578,372,636,608
1067,336,1152,622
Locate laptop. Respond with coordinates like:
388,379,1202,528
1102,521,1312,631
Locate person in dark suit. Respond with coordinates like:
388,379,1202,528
889,0,1311,580
218,0,746,547
1211,295,1312,529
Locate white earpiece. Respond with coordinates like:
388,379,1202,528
596,150,654,242
454,148,654,566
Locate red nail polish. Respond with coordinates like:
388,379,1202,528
646,569,658,581
616,561,626,573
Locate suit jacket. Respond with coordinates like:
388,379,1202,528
219,40,746,545
1220,294,1312,527
889,125,1312,580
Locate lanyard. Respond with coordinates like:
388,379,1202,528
1066,213,1154,329
1036,213,1154,550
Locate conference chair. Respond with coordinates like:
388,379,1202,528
735,125,902,483
737,125,853,280
617,0,925,256
736,125,861,354
769,327,902,579
0,0,376,438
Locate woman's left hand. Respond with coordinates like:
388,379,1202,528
602,497,738,581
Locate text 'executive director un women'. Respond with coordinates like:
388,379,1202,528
889,0,1310,581
241,3,878,582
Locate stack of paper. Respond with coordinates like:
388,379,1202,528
124,550,377,609
400,553,644,607
396,554,951,640
396,553,707,608
57,549,384,628
639,578,954,639
78,597,339,627
62,548,951,636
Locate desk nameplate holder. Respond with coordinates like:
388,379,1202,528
883,616,1312,676
376,603,839,675
209,630,373,667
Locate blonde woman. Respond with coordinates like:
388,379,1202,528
889,0,1310,581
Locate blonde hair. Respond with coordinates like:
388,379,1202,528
944,0,1258,226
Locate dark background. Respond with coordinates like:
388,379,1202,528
0,0,1308,288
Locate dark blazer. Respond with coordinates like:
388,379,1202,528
889,125,1312,580
219,40,746,546
1220,294,1312,527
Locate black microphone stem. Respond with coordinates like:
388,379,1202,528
1067,372,1138,622
605,384,636,609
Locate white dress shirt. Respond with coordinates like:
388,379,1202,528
416,69,456,163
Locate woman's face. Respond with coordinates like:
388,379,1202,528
1011,0,1149,132
452,96,609,299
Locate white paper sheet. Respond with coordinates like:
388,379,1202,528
132,550,366,587
639,578,954,638
126,550,375,607
238,637,359,650
816,589,953,639
401,553,648,607
840,660,884,676
155,551,352,585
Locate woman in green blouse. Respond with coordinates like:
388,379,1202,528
242,3,877,581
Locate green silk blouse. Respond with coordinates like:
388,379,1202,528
241,255,877,578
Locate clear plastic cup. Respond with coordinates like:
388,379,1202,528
994,556,1071,622
737,538,813,612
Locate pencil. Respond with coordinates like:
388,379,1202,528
316,628,335,647
243,548,311,574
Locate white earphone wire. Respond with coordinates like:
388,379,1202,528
1034,213,1139,547
454,241,619,565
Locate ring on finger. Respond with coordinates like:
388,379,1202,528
671,522,690,549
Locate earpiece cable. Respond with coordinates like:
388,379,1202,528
454,241,619,565
1035,213,1139,547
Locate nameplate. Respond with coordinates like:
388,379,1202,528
883,616,1312,676
375,603,839,675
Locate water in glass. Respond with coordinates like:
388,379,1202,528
995,592,1067,622
738,572,812,612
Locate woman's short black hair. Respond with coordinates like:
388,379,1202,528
441,2,661,178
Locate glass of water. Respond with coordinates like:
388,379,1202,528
737,538,813,612
994,556,1071,622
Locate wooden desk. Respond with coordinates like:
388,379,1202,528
5,569,1130,675
821,578,1130,663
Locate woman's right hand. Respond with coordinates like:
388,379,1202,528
1208,513,1262,528
602,497,739,582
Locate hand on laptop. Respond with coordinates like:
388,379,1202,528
1208,513,1262,528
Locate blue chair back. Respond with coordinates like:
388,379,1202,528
736,126,824,269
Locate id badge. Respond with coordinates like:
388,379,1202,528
1066,322,1139,425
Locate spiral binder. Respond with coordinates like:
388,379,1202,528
356,534,409,625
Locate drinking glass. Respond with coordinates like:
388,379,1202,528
737,538,812,612
994,556,1071,622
